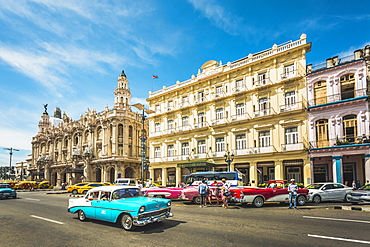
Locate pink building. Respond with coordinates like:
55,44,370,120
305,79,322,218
307,47,370,186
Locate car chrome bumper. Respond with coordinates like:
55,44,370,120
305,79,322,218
347,195,370,203
134,211,173,226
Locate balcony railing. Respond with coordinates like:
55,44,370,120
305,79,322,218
212,117,228,125
310,135,370,148
177,125,191,132
252,146,275,154
193,153,207,159
281,142,304,151
280,102,305,113
193,121,209,129
254,108,275,118
254,78,272,88
150,131,163,137
231,112,250,122
195,97,209,104
213,151,226,157
309,89,367,107
165,128,176,135
281,70,298,80
233,86,247,94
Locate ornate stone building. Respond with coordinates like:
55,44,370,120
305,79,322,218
28,71,147,187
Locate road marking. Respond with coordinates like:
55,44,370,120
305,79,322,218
308,234,370,244
30,215,64,225
25,198,40,201
303,215,370,224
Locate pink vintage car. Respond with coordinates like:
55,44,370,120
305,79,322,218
143,187,184,199
179,185,222,204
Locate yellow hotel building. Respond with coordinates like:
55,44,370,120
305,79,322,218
147,34,312,187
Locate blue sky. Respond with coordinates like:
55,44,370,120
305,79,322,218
1,0,370,166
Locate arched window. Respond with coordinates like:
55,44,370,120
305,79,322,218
340,74,355,100
343,115,357,143
74,135,79,145
314,81,327,105
316,119,329,148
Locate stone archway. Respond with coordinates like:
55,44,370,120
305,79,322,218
95,168,102,182
109,167,115,183
125,167,134,178
51,172,57,186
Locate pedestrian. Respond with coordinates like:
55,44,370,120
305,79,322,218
344,181,348,186
288,178,298,210
211,180,220,205
221,178,231,209
366,180,370,185
352,180,357,190
61,182,65,190
137,180,143,190
198,180,209,208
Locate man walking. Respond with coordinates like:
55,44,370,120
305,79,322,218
198,180,209,208
288,178,299,210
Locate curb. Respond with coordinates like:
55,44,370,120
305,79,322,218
334,206,370,212
69,194,85,198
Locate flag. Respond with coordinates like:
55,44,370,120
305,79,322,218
152,75,159,79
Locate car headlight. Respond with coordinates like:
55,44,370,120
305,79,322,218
139,206,145,213
167,201,171,207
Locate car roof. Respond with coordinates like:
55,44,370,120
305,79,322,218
89,185,139,192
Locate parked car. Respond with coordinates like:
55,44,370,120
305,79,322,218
114,178,137,186
230,180,309,208
67,183,89,193
143,187,184,199
68,185,173,230
13,181,37,190
0,183,17,199
305,183,353,203
180,185,221,204
73,182,108,195
346,184,370,204
37,181,54,189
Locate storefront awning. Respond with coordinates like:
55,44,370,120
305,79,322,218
177,159,215,168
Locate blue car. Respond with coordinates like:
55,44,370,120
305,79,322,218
0,183,17,199
68,185,173,230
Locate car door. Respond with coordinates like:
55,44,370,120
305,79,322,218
321,184,335,201
93,192,113,222
332,184,348,200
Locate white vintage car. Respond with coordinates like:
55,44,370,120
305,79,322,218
68,185,173,230
305,183,353,203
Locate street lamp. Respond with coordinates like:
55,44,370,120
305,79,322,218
3,147,20,179
132,103,155,181
224,151,234,172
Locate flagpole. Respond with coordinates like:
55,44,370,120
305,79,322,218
152,76,153,92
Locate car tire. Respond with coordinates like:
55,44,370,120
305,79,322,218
193,197,201,204
72,190,78,195
297,195,306,206
82,190,88,195
312,195,321,203
120,214,135,231
12,195,16,199
78,210,87,221
344,194,350,202
252,196,264,208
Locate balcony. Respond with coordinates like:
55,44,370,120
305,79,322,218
177,125,191,132
308,89,367,107
165,128,176,135
193,153,207,159
193,122,209,129
233,86,247,94
213,151,226,157
281,142,304,151
254,108,275,118
254,78,272,88
163,156,179,162
195,97,209,104
251,146,274,154
309,135,370,149
150,157,163,163
281,70,298,80
234,149,248,155
212,117,228,126
231,112,250,122
150,131,163,137
279,102,305,113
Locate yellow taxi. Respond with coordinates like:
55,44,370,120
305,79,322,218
14,181,37,190
37,181,54,189
67,182,89,194
103,182,114,186
75,182,108,195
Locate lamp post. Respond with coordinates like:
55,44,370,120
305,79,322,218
132,103,154,181
224,151,234,172
4,147,20,179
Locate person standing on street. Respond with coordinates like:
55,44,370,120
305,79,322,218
288,178,299,210
221,178,231,209
198,180,209,208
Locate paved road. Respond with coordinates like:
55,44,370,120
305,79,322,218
1,192,370,247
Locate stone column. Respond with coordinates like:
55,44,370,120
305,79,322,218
274,160,283,180
176,167,182,187
249,162,258,187
57,170,63,188
161,167,168,187
149,168,154,182
365,154,370,183
332,156,343,183
303,158,311,186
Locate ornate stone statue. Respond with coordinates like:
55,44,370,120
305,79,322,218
43,104,48,114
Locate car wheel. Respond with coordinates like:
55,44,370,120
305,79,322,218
72,190,78,195
82,190,88,195
78,210,87,221
344,194,350,202
12,195,17,199
193,197,201,204
297,195,306,206
120,214,135,231
252,196,264,208
312,195,321,203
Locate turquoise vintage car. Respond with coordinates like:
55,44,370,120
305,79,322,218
68,185,173,230
0,183,17,199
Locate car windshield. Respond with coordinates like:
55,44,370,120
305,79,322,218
112,188,142,200
0,184,10,188
305,184,323,189
358,184,370,190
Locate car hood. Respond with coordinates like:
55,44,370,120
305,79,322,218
0,188,14,192
350,190,370,195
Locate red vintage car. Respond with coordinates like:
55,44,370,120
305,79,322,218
230,180,308,208
143,187,184,199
